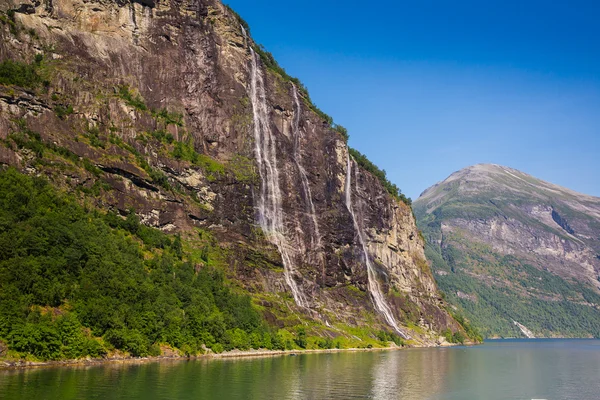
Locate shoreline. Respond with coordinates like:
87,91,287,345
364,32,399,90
0,345,417,371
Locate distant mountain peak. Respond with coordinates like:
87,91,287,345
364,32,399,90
418,164,600,211
414,165,600,338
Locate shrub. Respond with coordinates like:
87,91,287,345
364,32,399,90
116,85,147,111
104,329,149,357
0,59,41,88
294,327,307,349
8,322,62,360
153,109,183,127
54,104,74,119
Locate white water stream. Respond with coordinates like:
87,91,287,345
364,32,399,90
291,85,323,265
345,154,409,339
240,25,247,46
249,49,308,308
513,320,536,338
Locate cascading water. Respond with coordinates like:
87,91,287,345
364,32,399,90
240,25,247,46
291,85,323,264
248,48,308,308
345,153,410,339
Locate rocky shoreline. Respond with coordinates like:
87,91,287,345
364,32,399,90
0,342,463,371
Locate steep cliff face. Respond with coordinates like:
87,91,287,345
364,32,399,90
415,164,600,338
0,0,462,344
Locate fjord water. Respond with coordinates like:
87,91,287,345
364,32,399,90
2,340,599,400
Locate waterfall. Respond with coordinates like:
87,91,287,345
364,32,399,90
513,320,536,338
248,48,308,308
291,85,323,265
345,154,410,339
240,25,247,46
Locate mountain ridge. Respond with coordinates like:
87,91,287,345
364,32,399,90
415,163,600,338
419,163,600,206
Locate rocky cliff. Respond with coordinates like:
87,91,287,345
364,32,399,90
415,164,600,338
0,0,464,345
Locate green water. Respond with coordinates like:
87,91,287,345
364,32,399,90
2,339,599,399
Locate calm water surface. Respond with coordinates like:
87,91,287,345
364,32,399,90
2,339,599,399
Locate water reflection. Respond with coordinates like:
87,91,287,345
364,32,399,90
370,348,450,399
2,340,600,399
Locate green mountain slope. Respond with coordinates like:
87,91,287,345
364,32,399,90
415,164,600,338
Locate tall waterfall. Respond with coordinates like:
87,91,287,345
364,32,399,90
249,48,308,308
291,85,323,265
345,154,409,339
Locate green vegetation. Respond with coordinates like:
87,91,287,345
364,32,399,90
0,10,19,36
251,43,342,134
53,104,74,119
154,109,184,127
333,124,349,142
84,125,105,148
421,224,600,338
3,120,108,183
116,85,148,111
448,310,482,343
0,169,282,360
227,155,258,184
376,330,406,346
224,4,250,36
116,85,183,127
172,140,224,177
0,59,42,89
442,328,466,344
349,148,411,206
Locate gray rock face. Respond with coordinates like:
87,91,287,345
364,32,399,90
415,164,600,337
0,0,462,342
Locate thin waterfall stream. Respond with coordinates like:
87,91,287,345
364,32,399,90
345,154,410,339
291,85,323,270
248,48,308,308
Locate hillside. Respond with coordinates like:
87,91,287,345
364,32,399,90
415,164,600,338
0,0,474,361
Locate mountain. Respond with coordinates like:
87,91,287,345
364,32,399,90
415,164,600,338
0,0,474,361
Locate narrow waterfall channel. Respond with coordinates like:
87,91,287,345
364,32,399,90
345,154,410,339
240,25,247,46
248,48,308,308
291,85,323,267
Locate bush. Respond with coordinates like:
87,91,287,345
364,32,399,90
452,331,466,344
54,104,74,119
0,59,41,88
8,322,62,360
294,327,307,349
116,85,147,111
153,110,183,127
104,329,149,357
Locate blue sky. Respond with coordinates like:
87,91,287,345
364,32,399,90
225,0,600,199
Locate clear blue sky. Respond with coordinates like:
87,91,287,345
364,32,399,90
225,0,600,199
